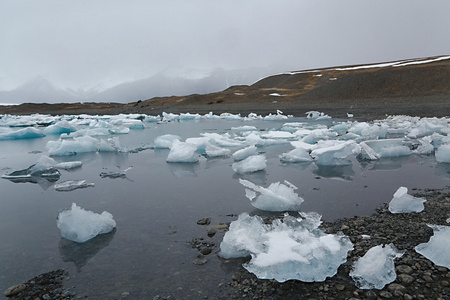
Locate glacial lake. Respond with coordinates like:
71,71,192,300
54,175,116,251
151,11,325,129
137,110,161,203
0,115,449,299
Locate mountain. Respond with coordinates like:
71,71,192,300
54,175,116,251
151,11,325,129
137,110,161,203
1,55,449,120
0,67,273,105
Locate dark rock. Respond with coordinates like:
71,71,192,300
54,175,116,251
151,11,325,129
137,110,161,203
197,217,211,225
4,284,26,297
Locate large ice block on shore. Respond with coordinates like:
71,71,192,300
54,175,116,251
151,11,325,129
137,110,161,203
388,187,426,213
232,154,266,174
239,179,304,211
57,203,116,243
166,140,199,163
219,212,353,282
415,225,450,268
350,244,404,289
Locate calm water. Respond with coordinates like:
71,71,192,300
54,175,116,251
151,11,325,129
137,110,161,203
0,117,449,299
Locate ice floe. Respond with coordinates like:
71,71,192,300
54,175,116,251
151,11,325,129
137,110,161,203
350,243,404,289
219,212,353,282
388,187,426,213
166,140,199,163
415,225,450,268
239,179,304,211
232,154,266,174
54,180,95,192
57,203,116,243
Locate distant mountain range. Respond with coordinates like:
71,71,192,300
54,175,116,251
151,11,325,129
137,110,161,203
0,67,274,104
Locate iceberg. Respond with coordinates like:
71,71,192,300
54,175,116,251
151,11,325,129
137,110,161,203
240,179,304,211
363,139,411,158
166,140,199,163
54,180,95,192
204,142,231,158
0,127,45,140
435,144,450,163
310,141,358,166
232,145,259,161
388,187,426,213
232,154,266,174
1,156,61,182
350,243,404,289
46,136,100,156
57,203,116,243
219,212,353,282
43,120,77,135
415,225,450,268
154,134,181,149
280,147,313,163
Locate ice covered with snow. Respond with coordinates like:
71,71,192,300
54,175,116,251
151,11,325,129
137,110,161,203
350,243,404,289
57,203,116,243
415,225,450,268
388,187,426,213
232,154,266,174
166,140,199,163
239,179,304,211
232,145,259,161
54,180,95,192
219,212,353,282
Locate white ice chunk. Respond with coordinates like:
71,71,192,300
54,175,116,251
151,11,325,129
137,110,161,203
55,161,83,170
350,244,404,289
0,127,45,140
280,147,313,163
232,145,259,161
310,141,358,166
435,144,450,163
231,125,257,132
358,142,381,160
219,212,353,282
154,134,181,149
54,180,95,191
166,140,199,163
239,179,304,211
415,225,450,268
43,120,77,135
388,187,426,213
232,154,266,174
205,142,231,157
305,111,331,119
57,203,116,243
261,131,296,139
98,137,128,152
46,136,99,156
363,139,411,158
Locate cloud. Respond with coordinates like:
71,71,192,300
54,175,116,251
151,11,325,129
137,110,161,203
0,0,449,101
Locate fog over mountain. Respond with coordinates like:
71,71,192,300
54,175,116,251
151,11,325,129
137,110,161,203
0,67,275,104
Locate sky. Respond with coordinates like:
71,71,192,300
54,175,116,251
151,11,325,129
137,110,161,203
1,0,449,100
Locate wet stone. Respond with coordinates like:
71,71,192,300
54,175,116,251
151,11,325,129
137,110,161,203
396,265,413,274
197,217,211,225
398,274,415,285
4,284,26,297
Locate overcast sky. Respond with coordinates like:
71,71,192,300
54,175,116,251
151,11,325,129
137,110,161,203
1,0,449,92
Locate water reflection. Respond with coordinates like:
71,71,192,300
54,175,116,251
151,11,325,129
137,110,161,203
232,170,267,186
311,164,355,181
1,167,60,190
59,228,116,272
168,162,199,177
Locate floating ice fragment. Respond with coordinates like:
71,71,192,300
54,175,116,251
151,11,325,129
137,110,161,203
232,145,259,161
239,179,304,211
232,154,266,174
388,187,426,213
57,203,116,243
280,147,313,163
205,142,231,158
1,156,61,182
166,140,199,163
363,139,411,158
55,161,83,170
0,127,45,140
43,120,77,135
219,212,353,282
310,141,358,166
100,167,132,179
154,134,181,149
435,144,450,163
54,180,95,192
46,136,100,156
350,243,404,289
415,225,450,268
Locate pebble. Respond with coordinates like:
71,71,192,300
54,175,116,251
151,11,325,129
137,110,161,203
4,284,26,297
197,217,211,225
396,265,413,274
398,274,415,285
